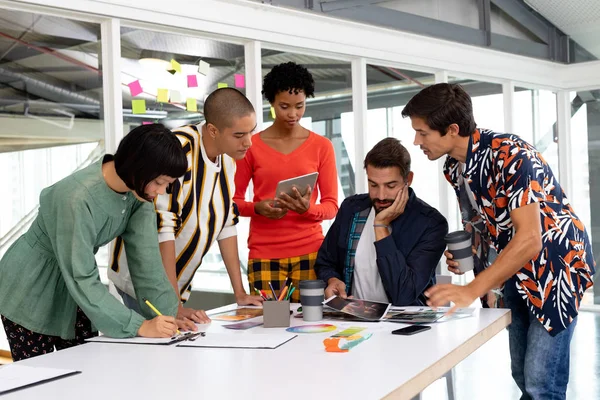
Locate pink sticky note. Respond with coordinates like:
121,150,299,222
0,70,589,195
187,75,198,88
234,74,245,88
128,80,143,97
142,121,152,125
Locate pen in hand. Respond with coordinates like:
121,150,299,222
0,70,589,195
143,297,181,335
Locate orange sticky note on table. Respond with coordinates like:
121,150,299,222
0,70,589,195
128,80,142,97
217,82,228,89
186,98,197,112
157,89,169,103
270,106,276,119
132,99,146,115
234,74,245,88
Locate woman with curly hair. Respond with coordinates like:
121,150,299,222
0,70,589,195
234,61,338,302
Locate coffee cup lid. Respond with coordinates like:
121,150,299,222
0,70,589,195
445,230,471,243
299,280,326,289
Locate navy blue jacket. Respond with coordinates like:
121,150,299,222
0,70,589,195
315,189,448,306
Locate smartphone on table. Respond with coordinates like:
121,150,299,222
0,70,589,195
391,325,431,336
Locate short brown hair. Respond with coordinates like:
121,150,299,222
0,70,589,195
364,138,411,179
401,83,476,137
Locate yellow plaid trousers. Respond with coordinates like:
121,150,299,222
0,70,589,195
247,252,318,303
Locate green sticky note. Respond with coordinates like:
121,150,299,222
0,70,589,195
157,89,169,103
217,82,228,89
132,99,146,115
186,98,197,112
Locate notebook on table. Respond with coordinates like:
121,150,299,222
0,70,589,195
177,332,297,349
85,331,204,345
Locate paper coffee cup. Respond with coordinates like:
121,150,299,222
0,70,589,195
299,280,326,322
445,230,474,273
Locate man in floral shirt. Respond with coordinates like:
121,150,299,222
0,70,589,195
402,83,595,400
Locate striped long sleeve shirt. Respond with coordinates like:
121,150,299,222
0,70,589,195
108,123,239,301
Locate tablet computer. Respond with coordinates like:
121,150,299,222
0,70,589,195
273,172,319,206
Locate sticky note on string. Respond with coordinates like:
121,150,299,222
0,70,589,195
186,98,197,112
170,90,183,104
132,99,146,115
198,60,210,75
234,74,245,88
187,75,198,88
168,59,182,75
157,89,169,103
217,82,228,89
128,80,143,97
270,106,276,119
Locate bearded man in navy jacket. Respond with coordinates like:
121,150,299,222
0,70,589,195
315,138,448,305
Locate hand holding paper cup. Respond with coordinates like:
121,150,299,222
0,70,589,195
444,230,474,273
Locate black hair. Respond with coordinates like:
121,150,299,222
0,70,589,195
364,138,411,179
114,124,187,200
262,61,315,103
401,83,477,137
204,88,255,131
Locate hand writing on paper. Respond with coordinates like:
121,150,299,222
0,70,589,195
424,284,478,315
325,278,348,299
276,185,311,215
255,199,288,220
178,307,211,324
235,292,264,306
138,316,178,338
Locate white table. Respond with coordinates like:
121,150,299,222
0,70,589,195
4,304,510,399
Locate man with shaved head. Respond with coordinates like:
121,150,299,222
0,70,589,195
109,88,263,324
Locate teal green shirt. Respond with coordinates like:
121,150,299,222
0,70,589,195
0,158,178,339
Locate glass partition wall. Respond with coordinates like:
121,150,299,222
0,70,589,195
0,2,596,307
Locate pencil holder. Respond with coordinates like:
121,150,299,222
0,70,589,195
263,300,291,328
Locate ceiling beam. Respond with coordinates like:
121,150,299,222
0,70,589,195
319,0,388,12
324,5,551,60
478,0,491,47
490,0,550,43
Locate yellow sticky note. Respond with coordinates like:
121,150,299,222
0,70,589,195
170,59,182,74
217,82,228,89
132,99,146,115
186,98,197,112
270,106,276,119
157,89,169,103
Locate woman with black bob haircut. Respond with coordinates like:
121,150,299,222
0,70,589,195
0,124,189,361
234,61,339,302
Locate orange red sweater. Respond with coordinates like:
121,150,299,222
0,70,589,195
234,132,339,259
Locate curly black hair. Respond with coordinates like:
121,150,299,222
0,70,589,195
262,61,315,103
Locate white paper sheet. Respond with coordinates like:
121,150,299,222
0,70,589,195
0,365,80,395
177,332,297,349
85,331,203,345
